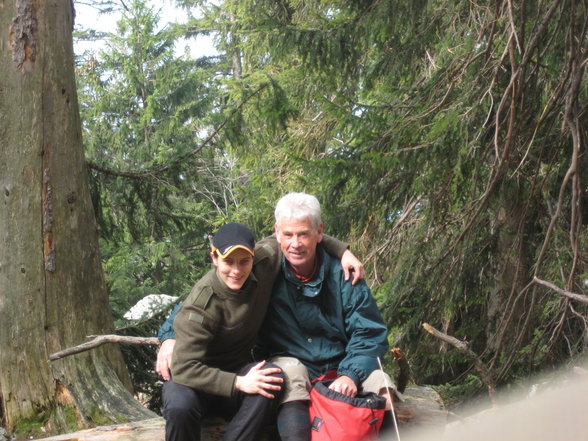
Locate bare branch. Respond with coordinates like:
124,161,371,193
533,277,588,305
423,322,497,406
49,335,159,361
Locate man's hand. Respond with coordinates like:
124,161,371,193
155,338,176,381
341,249,365,285
235,361,284,398
328,375,357,397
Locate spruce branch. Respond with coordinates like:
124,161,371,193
86,83,269,179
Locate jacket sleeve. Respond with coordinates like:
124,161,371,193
337,279,389,385
157,303,181,342
170,287,237,397
322,234,349,258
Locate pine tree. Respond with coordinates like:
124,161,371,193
75,0,237,319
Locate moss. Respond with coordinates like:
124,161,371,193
13,404,84,440
62,407,80,431
87,408,112,426
13,413,48,440
64,407,78,427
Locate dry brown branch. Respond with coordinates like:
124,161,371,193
364,196,421,263
49,335,159,361
533,277,588,305
423,322,497,406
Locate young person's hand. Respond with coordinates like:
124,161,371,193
235,361,283,398
341,249,365,285
155,338,176,381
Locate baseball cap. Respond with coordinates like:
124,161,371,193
211,223,255,258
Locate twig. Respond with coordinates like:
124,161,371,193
422,322,497,406
49,335,159,361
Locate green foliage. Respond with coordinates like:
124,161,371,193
118,313,172,413
76,0,237,320
74,0,587,406
199,0,588,389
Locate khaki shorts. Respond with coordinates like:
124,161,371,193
269,356,399,404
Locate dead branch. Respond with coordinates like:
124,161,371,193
49,335,159,361
391,347,411,394
533,277,588,305
422,322,497,406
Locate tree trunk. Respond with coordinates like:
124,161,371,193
0,0,155,437
485,178,534,362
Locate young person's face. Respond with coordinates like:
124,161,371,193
275,216,323,276
211,248,254,290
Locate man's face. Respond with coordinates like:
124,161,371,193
275,216,323,276
211,248,254,290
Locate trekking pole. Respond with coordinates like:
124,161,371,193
377,357,401,441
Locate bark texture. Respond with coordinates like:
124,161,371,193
0,0,154,436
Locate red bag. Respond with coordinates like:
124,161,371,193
309,380,386,441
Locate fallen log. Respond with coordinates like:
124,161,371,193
35,384,446,441
45,341,446,440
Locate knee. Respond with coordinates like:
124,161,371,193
273,357,308,380
265,362,287,380
162,383,204,423
164,399,203,425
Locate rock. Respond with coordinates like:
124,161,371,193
123,295,179,321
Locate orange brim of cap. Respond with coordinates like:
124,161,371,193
212,245,255,258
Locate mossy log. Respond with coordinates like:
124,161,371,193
34,385,446,441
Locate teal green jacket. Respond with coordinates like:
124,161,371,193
255,246,388,386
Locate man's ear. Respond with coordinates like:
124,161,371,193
317,222,324,243
210,251,218,267
274,223,280,238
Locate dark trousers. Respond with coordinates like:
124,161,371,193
162,362,283,441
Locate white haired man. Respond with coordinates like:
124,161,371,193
255,192,396,441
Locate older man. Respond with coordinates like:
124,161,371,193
254,193,394,441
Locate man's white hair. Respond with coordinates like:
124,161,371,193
274,192,322,229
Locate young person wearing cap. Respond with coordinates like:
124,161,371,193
163,222,285,441
160,222,357,441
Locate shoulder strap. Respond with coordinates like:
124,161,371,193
189,284,215,310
